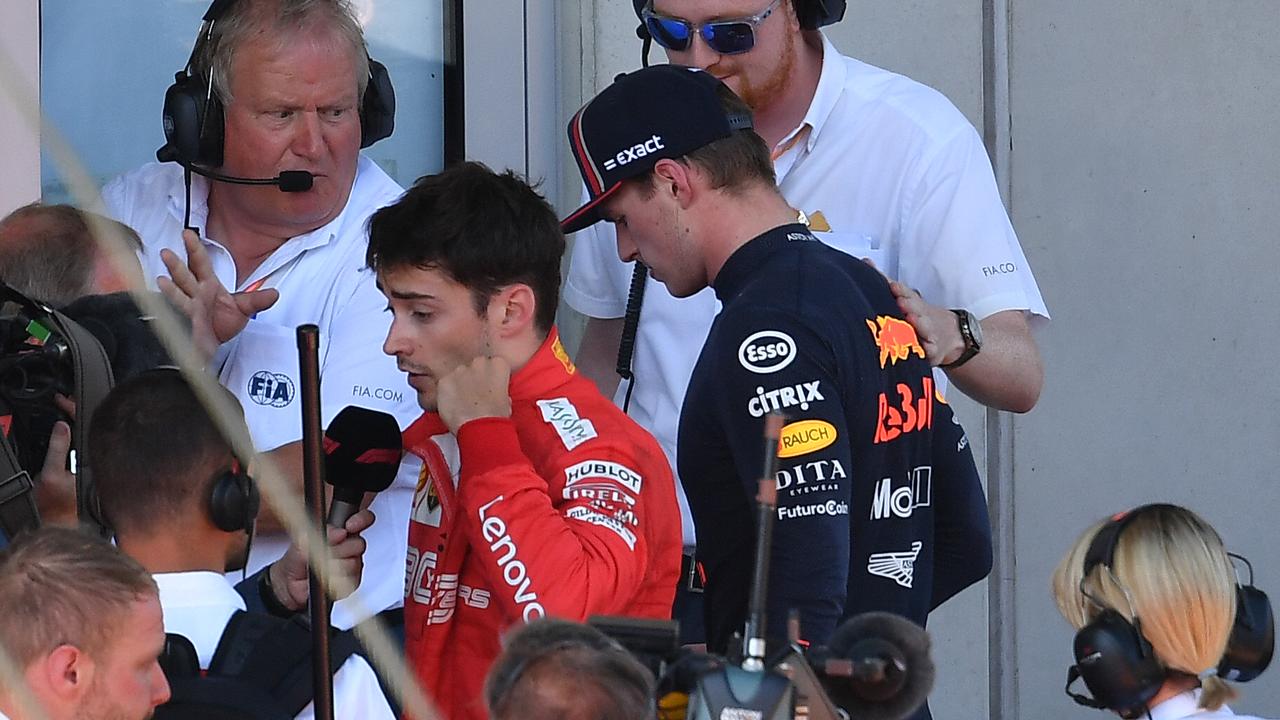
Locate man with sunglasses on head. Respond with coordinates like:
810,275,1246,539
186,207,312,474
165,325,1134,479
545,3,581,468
563,0,1048,642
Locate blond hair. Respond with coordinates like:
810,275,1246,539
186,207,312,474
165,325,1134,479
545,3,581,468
0,527,157,670
1052,505,1240,710
194,0,370,106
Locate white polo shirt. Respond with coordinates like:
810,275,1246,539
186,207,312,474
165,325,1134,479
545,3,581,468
103,158,418,629
154,571,396,720
563,33,1049,547
1149,689,1273,720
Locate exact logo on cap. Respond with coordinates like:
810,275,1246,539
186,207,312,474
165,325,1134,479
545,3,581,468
603,134,666,171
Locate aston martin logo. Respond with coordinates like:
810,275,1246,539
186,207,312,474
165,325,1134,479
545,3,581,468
867,541,923,588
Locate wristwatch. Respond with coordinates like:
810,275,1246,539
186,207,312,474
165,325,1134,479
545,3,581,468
942,309,983,369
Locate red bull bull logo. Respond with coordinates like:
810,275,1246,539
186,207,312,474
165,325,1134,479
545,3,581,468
866,316,925,368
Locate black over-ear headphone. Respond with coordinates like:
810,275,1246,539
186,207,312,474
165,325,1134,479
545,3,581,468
631,0,847,33
1066,504,1274,718
207,459,260,533
158,0,396,168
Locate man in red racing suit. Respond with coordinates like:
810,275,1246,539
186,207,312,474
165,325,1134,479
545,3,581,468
367,162,681,720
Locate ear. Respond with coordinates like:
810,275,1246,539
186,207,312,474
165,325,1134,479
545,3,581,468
488,284,538,339
41,645,94,703
651,158,697,210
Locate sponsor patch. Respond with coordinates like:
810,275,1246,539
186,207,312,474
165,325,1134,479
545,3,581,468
777,499,849,520
866,316,926,369
247,371,295,407
602,134,666,171
564,459,643,494
537,397,598,450
411,463,443,528
748,381,824,417
867,541,923,588
478,495,546,621
874,377,934,444
737,330,797,374
775,458,847,496
871,466,932,521
777,419,837,458
565,506,638,549
552,336,576,375
564,483,637,506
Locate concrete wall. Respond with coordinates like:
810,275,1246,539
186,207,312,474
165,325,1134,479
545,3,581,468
1010,1,1280,717
0,0,41,216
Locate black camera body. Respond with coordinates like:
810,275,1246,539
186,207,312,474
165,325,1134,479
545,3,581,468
0,283,117,541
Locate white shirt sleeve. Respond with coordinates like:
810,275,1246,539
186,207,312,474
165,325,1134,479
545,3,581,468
562,187,633,319
896,124,1049,323
296,655,397,720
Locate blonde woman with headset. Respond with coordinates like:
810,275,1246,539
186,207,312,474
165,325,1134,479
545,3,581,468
1052,503,1274,720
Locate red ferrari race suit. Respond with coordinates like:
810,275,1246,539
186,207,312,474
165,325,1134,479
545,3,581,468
402,329,682,720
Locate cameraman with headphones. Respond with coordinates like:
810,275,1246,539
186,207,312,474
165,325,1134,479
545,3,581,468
90,369,395,719
101,0,419,633
1052,504,1274,720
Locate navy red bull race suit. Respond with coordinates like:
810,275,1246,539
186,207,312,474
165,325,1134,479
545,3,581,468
402,331,682,720
678,224,992,657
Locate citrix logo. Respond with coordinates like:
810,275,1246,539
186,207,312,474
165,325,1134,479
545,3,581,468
602,135,665,171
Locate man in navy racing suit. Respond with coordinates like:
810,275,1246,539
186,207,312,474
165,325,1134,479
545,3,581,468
561,65,992,677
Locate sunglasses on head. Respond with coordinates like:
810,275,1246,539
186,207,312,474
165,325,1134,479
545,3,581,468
642,0,783,56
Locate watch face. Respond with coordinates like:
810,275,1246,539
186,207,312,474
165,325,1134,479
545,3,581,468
966,311,983,348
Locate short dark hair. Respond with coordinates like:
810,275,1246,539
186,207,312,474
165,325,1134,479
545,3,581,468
90,369,242,536
0,203,142,307
632,83,775,199
485,619,655,720
0,526,156,668
366,161,565,335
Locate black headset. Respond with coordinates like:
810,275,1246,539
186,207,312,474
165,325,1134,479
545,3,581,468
158,0,396,168
207,459,260,533
1066,504,1274,718
631,0,846,32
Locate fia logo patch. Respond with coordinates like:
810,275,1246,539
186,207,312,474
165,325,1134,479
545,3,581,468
247,371,295,408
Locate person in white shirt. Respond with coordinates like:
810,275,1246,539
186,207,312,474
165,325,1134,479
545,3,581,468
101,0,418,631
0,527,171,720
1053,504,1275,720
564,0,1049,641
89,369,395,720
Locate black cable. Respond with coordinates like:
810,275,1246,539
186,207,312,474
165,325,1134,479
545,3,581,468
183,166,194,232
616,263,648,414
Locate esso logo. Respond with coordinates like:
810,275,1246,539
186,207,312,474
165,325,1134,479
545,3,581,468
737,330,797,374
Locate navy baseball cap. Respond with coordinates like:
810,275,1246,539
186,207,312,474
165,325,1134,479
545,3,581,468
561,64,753,234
